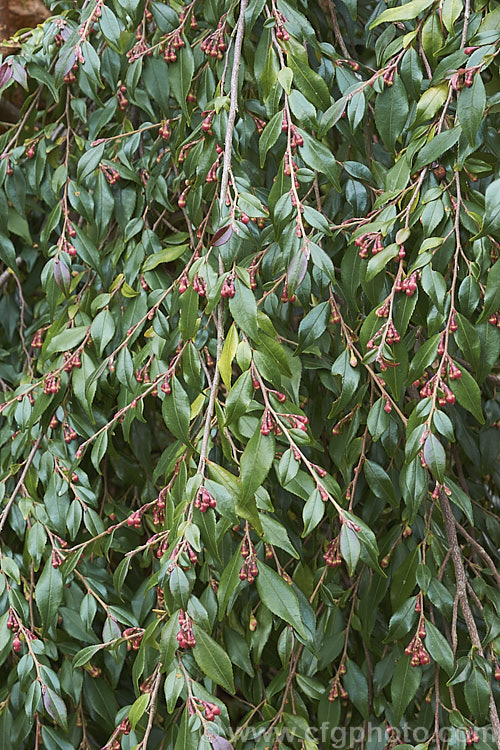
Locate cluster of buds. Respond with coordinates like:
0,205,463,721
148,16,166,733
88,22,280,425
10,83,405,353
158,120,171,140
162,30,185,63
281,281,296,303
450,67,478,91
250,114,267,135
354,231,383,259
160,375,171,394
240,539,259,583
488,312,500,327
44,373,61,395
127,36,151,62
179,7,197,29
153,488,167,525
280,412,309,432
156,536,170,559
178,141,199,163
260,408,281,436
492,658,500,681
31,330,44,348
135,364,151,383
63,352,81,371
269,389,287,403
25,143,36,159
200,16,227,58
221,274,236,298
63,62,78,85
51,548,63,568
430,482,451,501
86,663,101,678
171,540,198,567
465,727,480,746
382,67,395,86
59,236,77,258
53,19,71,46
405,621,431,666
187,696,221,721
206,148,222,183
123,627,144,650
282,112,303,148
63,423,78,443
273,8,290,40
376,300,389,318
367,322,400,349
179,271,190,294
100,164,120,185
116,84,128,110
248,262,259,290
195,486,216,512
395,271,419,297
418,371,455,405
324,538,342,568
201,110,215,134
328,666,348,701
126,510,142,529
177,610,196,648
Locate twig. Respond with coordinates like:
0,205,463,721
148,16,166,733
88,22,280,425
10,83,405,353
0,435,42,534
218,0,248,212
196,0,248,476
461,0,471,47
327,0,349,57
439,490,500,748
137,666,162,749
0,256,22,286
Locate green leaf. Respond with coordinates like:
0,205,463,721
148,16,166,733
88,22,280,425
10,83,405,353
423,434,446,483
143,244,189,271
192,627,235,694
288,56,330,110
225,370,253,425
35,559,63,633
449,365,484,423
366,243,399,282
160,613,180,671
425,620,454,675
298,131,341,190
339,524,360,575
482,180,500,239
129,693,150,731
179,285,199,341
302,489,324,535
72,644,103,669
229,278,259,339
363,460,397,506
259,111,283,167
240,427,274,500
256,563,306,638
371,0,434,27
218,322,239,390
46,326,88,355
91,431,108,474
169,45,194,118
464,667,490,720
162,378,191,443
457,74,486,147
295,301,330,355
391,655,422,724
413,127,461,171
43,687,68,730
374,75,409,151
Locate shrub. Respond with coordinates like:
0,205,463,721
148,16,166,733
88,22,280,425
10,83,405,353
0,0,499,747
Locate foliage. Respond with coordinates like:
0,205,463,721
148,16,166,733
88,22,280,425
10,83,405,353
0,0,499,747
